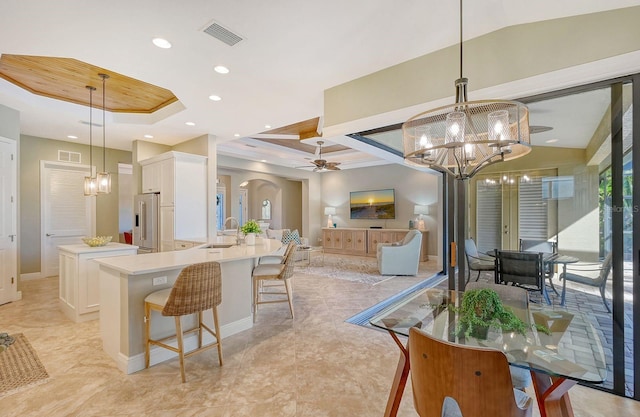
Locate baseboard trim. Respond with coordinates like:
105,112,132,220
20,272,44,281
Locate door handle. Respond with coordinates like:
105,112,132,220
46,233,55,237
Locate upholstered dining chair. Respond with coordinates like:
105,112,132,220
495,250,551,304
563,252,612,312
464,238,495,284
377,229,422,275
252,241,296,322
408,327,533,417
144,261,223,383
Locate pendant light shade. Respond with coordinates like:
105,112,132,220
97,73,111,194
402,0,531,180
84,85,97,196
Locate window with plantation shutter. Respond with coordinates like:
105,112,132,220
476,181,502,254
518,177,549,240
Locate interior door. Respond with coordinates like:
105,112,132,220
41,161,95,277
0,138,17,304
239,188,248,225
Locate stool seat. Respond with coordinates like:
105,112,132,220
144,261,223,383
145,288,171,306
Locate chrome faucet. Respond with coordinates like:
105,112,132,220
223,217,240,244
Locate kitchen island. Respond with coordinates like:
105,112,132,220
94,238,282,374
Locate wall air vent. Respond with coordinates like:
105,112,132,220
203,21,243,46
58,150,81,163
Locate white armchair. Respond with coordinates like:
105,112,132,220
377,229,422,275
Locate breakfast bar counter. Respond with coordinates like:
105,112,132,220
94,238,282,374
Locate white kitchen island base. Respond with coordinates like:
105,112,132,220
96,240,282,374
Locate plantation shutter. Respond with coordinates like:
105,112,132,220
476,181,502,253
518,177,548,240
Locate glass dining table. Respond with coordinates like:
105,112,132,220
369,287,607,417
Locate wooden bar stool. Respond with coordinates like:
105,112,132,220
144,261,223,382
252,242,296,322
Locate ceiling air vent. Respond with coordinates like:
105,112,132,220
203,21,243,46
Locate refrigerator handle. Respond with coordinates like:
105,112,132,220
140,201,146,240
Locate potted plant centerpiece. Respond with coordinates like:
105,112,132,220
455,288,541,340
240,220,262,245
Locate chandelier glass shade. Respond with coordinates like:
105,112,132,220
402,2,531,180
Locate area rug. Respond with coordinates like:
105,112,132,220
295,253,438,285
0,333,49,397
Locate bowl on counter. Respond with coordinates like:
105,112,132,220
82,236,112,247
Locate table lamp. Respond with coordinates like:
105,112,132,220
414,205,429,231
324,207,336,228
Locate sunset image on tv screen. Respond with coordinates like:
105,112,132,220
350,189,395,219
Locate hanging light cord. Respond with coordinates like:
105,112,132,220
101,74,107,172
459,0,463,79
86,85,95,172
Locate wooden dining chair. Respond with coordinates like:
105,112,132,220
408,327,533,417
144,261,223,383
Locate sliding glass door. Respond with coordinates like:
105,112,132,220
468,78,638,398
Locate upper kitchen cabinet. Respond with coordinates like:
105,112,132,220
140,151,208,243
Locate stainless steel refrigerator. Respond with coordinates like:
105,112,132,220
133,193,159,253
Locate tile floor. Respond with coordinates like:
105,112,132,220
1,263,639,416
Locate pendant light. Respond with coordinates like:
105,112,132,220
402,0,531,180
83,85,98,196
96,73,111,194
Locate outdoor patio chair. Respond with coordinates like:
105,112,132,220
519,239,558,294
495,250,550,304
464,238,495,283
563,253,612,312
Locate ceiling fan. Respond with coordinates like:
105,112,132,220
309,141,341,172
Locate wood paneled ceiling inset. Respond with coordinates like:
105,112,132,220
251,116,350,155
0,55,178,113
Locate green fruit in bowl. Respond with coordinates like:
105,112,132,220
82,236,112,247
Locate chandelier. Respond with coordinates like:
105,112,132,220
403,0,531,180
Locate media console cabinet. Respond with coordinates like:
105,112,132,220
322,228,429,261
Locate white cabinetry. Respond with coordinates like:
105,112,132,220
141,163,161,193
58,243,138,322
140,151,207,250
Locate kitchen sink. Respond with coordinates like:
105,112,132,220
201,243,234,249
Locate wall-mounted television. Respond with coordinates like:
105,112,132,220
350,188,395,219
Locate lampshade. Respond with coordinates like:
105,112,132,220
324,207,336,215
402,0,530,180
414,205,429,215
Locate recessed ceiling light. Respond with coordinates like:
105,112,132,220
67,135,78,139
144,134,154,139
185,122,195,126
264,124,271,129
209,95,222,101
545,139,559,143
152,38,172,49
234,133,240,137
260,160,267,163
214,65,229,74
